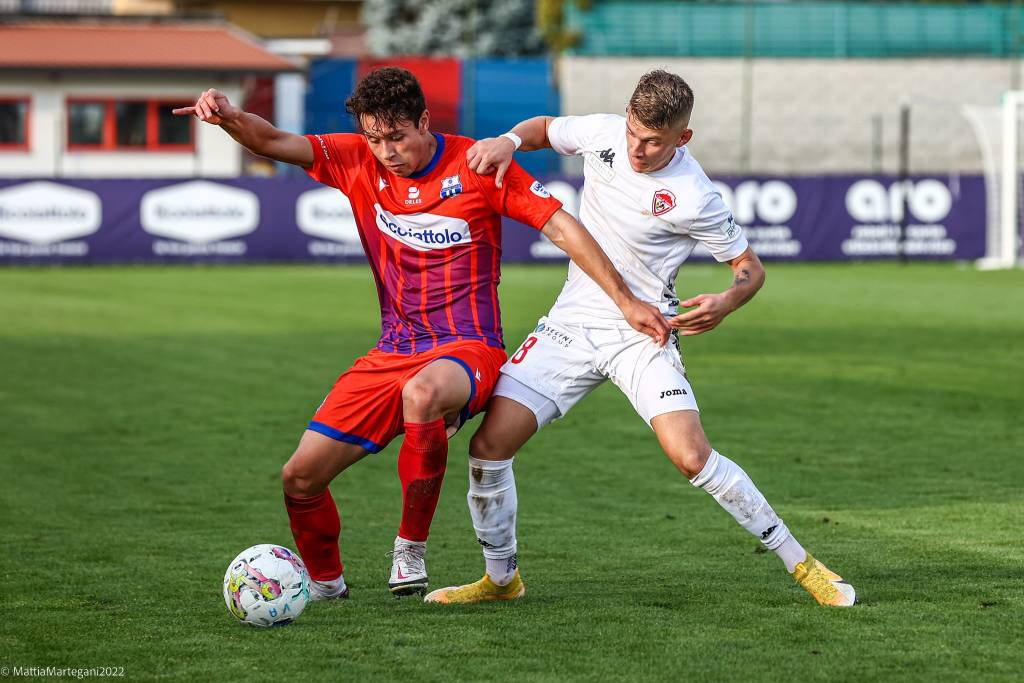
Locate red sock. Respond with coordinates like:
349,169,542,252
284,489,343,581
397,418,449,542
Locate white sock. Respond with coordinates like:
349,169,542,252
774,535,808,573
394,536,426,552
467,455,518,586
311,573,347,597
690,449,795,561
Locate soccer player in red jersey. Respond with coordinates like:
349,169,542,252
176,68,669,598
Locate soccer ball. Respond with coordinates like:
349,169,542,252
223,544,310,627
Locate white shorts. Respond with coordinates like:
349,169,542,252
493,316,698,429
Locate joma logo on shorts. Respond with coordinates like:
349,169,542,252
659,388,687,399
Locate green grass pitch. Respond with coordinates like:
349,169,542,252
1,262,1022,682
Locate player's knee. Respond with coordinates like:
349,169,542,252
281,460,325,498
678,443,712,478
469,427,514,461
402,377,443,418
670,436,712,478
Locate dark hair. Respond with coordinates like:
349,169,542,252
627,70,694,130
345,67,426,132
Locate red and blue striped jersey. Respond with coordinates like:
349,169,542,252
305,132,562,354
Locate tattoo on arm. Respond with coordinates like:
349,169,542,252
732,268,751,288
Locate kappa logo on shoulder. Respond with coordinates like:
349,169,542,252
653,189,676,216
724,214,738,238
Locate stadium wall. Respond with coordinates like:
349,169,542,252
304,55,1014,177
558,56,1016,175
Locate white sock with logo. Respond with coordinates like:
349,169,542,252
467,455,518,586
690,449,806,571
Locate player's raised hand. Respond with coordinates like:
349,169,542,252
668,293,733,336
621,299,671,346
172,89,239,125
466,136,516,188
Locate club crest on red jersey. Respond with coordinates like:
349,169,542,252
652,189,676,216
440,174,463,199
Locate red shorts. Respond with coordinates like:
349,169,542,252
308,340,507,453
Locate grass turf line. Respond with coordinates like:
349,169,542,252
0,263,1021,682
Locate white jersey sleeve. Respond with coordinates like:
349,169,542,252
547,114,622,156
683,191,749,262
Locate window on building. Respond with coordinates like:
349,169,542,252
115,102,148,147
69,102,105,145
0,99,29,148
67,99,194,151
157,103,191,145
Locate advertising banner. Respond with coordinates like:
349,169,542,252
0,175,985,265
508,175,987,263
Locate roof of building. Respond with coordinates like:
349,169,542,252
0,22,299,72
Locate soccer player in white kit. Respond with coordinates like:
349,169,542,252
424,70,856,607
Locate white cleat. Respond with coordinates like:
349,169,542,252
388,538,428,598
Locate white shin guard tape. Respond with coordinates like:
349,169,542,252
467,456,518,559
690,450,790,550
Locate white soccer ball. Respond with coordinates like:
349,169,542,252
223,544,310,627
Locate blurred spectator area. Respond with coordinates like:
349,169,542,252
3,0,1019,179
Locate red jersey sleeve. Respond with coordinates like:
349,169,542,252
304,133,367,193
471,160,562,230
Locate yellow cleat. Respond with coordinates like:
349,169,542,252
424,571,525,604
791,552,857,607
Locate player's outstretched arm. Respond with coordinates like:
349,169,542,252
466,116,555,188
669,247,765,337
173,89,313,168
542,209,670,346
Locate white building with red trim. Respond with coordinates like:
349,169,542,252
0,20,298,177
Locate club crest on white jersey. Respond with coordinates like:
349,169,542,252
374,203,472,251
652,189,676,216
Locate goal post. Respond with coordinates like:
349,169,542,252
972,90,1023,270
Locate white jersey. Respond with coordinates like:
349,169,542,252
546,114,748,324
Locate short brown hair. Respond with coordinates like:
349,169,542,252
345,67,426,132
627,70,694,130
